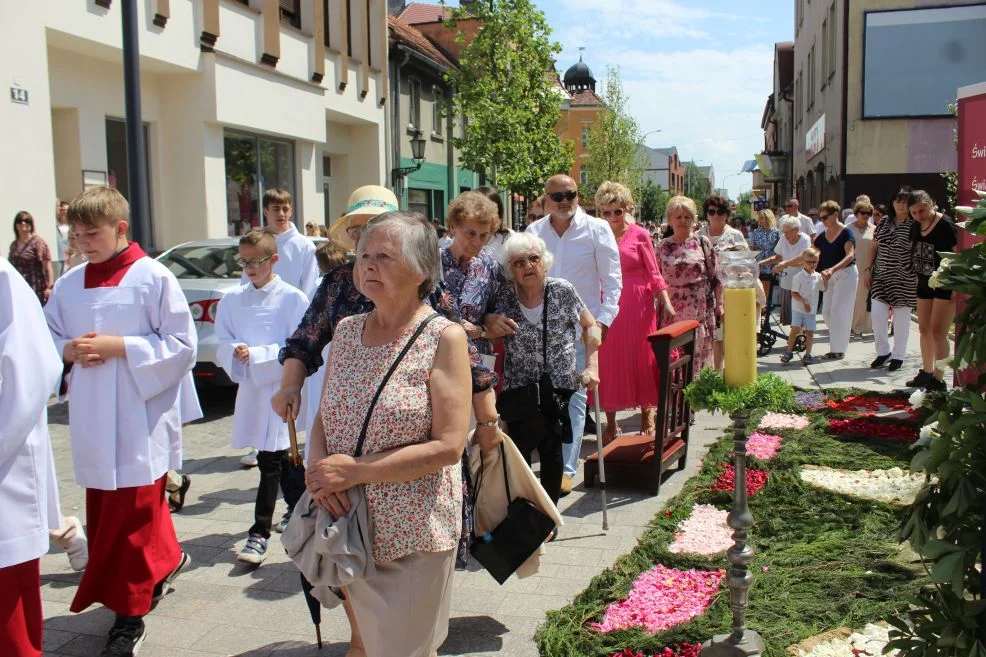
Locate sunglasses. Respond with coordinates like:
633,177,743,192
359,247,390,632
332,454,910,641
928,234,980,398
511,254,542,269
15,219,33,225
783,204,796,209
235,254,274,268
601,208,625,218
856,210,872,216
818,213,834,221
706,208,728,217
547,191,578,203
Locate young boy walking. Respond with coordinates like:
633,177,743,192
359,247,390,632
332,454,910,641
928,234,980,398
44,187,196,656
216,229,310,564
782,246,824,366
239,188,317,468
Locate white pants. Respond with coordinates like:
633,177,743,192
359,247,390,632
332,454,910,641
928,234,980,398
871,298,911,361
821,265,858,354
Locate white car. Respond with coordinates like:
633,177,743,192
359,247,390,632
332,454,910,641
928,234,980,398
156,236,323,386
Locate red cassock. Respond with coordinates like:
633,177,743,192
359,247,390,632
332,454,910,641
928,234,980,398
65,244,183,617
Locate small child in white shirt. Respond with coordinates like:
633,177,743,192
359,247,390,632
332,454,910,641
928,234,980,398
782,246,824,365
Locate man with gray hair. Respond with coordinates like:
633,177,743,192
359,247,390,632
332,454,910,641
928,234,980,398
760,217,811,325
781,198,817,238
520,174,621,495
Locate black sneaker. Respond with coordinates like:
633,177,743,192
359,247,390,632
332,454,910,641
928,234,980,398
101,615,146,657
888,359,903,372
152,551,191,603
273,509,292,534
906,370,932,388
870,354,891,368
237,533,269,565
925,378,947,393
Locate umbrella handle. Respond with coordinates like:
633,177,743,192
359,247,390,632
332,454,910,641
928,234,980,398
286,403,302,467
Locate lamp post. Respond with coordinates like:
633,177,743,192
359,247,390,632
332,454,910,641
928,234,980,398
641,129,663,144
391,129,428,188
121,0,151,249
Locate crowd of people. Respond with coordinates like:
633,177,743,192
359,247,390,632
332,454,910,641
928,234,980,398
0,176,962,657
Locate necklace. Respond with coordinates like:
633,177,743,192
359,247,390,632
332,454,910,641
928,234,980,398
920,213,940,237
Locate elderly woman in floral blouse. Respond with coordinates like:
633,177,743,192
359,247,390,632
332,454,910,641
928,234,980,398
655,196,722,372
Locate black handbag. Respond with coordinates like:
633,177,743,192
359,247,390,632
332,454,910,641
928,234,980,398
469,443,556,584
496,282,576,440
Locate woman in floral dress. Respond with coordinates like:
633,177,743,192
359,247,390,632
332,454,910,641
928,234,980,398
9,211,54,304
655,196,722,373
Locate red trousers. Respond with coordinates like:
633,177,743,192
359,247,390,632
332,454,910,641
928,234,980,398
71,476,181,617
0,558,43,657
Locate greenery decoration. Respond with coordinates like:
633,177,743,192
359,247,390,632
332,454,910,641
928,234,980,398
890,189,986,657
683,368,796,415
535,394,925,657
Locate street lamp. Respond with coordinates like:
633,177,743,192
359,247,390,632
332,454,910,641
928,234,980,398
392,129,427,184
640,129,662,145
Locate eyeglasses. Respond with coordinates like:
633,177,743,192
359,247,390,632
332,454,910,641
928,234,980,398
706,208,728,217
856,210,872,216
235,254,274,268
510,254,542,269
547,191,578,203
601,208,625,218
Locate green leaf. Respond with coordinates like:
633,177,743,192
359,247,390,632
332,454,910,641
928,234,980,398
929,550,965,594
919,539,963,560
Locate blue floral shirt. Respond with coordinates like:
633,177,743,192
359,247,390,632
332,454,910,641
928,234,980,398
440,246,507,355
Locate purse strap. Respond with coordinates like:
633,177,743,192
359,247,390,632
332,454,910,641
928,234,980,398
354,312,440,458
474,442,513,511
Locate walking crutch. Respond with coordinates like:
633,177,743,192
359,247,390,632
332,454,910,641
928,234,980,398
591,384,610,531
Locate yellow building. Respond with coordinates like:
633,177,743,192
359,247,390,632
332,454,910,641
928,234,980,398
554,56,603,190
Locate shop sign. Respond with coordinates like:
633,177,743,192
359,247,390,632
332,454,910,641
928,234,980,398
805,115,825,161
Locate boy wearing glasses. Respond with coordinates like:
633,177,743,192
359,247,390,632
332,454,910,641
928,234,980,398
44,187,196,655
246,188,318,298
782,246,824,365
216,229,310,565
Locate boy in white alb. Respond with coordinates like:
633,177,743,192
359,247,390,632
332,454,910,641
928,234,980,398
216,229,310,565
239,188,317,468
0,258,64,657
782,246,824,366
44,187,196,655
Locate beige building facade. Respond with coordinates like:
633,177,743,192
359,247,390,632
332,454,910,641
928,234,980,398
1,0,388,253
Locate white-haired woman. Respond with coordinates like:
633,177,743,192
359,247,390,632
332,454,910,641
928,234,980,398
491,232,600,504
305,211,471,657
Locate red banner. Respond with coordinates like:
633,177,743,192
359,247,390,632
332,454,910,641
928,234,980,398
955,82,986,387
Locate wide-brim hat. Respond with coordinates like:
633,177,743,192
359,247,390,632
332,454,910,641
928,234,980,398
328,185,400,250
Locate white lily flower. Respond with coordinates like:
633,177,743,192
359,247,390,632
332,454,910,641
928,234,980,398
919,421,939,441
909,389,926,409
928,271,942,288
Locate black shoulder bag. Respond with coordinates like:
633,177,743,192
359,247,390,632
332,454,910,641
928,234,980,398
469,442,557,584
495,283,577,442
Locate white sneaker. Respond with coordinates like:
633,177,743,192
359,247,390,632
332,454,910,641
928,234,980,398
240,448,259,467
51,516,88,571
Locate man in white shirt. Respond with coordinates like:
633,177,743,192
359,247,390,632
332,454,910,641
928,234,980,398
525,175,622,495
245,189,318,299
782,198,817,237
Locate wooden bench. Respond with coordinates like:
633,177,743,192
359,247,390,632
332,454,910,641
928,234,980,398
584,320,700,495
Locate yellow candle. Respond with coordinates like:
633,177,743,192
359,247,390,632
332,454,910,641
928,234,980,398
723,287,758,388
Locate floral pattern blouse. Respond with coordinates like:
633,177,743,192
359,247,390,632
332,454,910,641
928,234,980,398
655,235,720,372
9,236,51,303
321,313,462,564
279,261,497,392
494,277,586,391
440,246,507,355
748,227,780,276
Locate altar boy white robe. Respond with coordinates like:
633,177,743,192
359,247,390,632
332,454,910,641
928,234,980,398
44,254,197,491
0,259,63,656
215,276,310,452
242,225,318,299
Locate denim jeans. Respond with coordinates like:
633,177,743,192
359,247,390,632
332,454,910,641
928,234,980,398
561,341,587,477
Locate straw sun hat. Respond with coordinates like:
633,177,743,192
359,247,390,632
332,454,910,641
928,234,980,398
328,185,400,250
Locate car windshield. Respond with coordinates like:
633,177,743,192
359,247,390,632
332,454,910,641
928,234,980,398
158,245,243,279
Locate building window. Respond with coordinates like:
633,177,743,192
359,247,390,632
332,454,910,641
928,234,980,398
323,0,331,47
795,70,802,124
432,87,444,136
224,130,296,236
807,44,815,108
409,78,421,129
346,0,353,57
279,0,301,28
827,3,837,79
821,17,828,84
579,168,589,186
581,126,590,149
407,189,445,221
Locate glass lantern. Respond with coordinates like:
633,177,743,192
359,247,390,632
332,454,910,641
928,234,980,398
718,249,759,289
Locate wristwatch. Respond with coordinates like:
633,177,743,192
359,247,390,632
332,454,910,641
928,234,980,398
479,328,487,340
476,415,499,428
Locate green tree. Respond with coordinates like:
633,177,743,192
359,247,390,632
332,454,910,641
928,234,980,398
443,0,573,199
684,161,711,208
736,190,755,222
582,66,644,200
637,179,669,223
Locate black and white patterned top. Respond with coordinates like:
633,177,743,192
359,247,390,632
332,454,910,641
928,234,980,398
870,216,917,309
494,277,586,392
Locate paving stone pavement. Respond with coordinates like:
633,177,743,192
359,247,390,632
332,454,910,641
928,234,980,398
39,314,923,656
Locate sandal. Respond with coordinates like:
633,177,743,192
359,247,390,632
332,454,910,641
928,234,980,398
822,352,844,360
168,475,191,513
601,423,622,446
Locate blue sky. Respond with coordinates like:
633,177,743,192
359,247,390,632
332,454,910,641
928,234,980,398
446,0,795,199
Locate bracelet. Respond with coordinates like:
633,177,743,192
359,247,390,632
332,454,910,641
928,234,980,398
476,415,499,428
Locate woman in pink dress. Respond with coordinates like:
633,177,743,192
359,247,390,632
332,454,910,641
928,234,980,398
595,183,675,443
